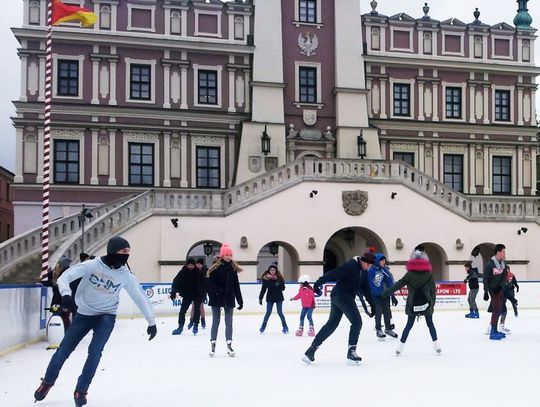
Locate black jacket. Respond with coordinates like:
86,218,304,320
207,261,243,308
171,266,206,301
316,258,374,308
465,267,482,290
259,277,285,303
483,258,508,293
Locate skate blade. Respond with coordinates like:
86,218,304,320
347,359,361,366
209,353,215,357
227,353,236,357
377,338,386,342
395,351,401,356
435,350,442,355
301,355,313,365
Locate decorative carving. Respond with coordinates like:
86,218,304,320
171,71,180,103
52,129,83,138
489,147,513,154
248,156,261,172
302,109,317,126
308,237,316,250
235,75,245,107
265,157,278,171
287,123,298,139
297,32,319,56
440,144,467,152
240,236,248,248
391,143,416,151
455,239,464,250
28,61,38,96
342,190,368,216
191,136,223,145
395,238,404,250
123,132,159,142
99,66,109,98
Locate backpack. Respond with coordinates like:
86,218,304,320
410,279,431,315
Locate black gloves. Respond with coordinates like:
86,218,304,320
483,291,489,301
61,295,75,312
463,278,468,283
314,283,322,297
258,299,263,305
237,303,243,311
147,325,157,341
391,296,398,307
516,286,519,293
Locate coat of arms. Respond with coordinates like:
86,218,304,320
342,190,368,216
297,32,319,56
303,109,317,126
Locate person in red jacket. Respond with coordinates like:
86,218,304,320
290,275,317,336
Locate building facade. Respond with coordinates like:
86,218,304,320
5,0,539,284
0,166,14,243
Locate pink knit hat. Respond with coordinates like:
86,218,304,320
219,243,233,257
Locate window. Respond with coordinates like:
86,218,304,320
371,28,380,50
170,11,181,35
57,60,79,96
393,152,414,166
474,36,483,58
299,67,317,103
100,5,111,30
54,140,79,184
129,143,154,186
492,156,511,195
393,84,410,116
443,154,463,192
495,90,510,121
299,0,316,23
130,64,151,100
198,70,217,105
196,147,220,188
445,87,462,119
234,16,244,40
29,1,40,25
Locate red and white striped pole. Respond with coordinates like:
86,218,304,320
40,0,53,282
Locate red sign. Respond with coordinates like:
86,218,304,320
395,282,466,296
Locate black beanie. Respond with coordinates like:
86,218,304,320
196,258,204,265
186,258,195,266
107,236,130,254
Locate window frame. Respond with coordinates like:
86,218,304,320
53,139,80,185
393,83,411,117
443,154,464,192
129,64,152,101
298,66,317,104
57,59,79,97
298,0,317,24
492,156,512,195
445,86,462,119
196,146,221,189
197,69,218,105
494,89,511,122
128,142,154,187
125,58,156,104
393,152,415,166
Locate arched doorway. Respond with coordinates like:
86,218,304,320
470,243,495,273
186,240,221,268
411,242,448,281
257,241,299,282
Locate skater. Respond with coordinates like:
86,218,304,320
187,258,208,330
170,258,206,335
368,253,399,340
290,274,316,337
207,243,243,357
258,264,289,333
34,236,157,407
464,261,482,318
302,250,375,365
383,250,441,356
483,244,508,340
504,267,519,317
44,256,74,331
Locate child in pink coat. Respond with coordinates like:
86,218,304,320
290,275,316,336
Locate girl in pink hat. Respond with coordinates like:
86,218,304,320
207,243,243,357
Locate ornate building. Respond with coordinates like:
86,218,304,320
3,0,539,284
0,166,14,243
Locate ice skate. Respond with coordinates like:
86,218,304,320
201,318,206,329
226,340,236,357
282,326,289,334
499,324,511,334
376,329,386,341
465,310,474,318
308,326,315,337
395,342,405,356
346,345,362,365
209,340,216,357
192,324,198,335
171,326,183,335
471,310,480,319
384,329,398,338
34,379,52,402
433,340,442,355
489,327,505,340
295,326,304,336
187,320,194,330
302,345,317,364
74,389,88,407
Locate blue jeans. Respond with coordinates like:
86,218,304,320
44,313,116,392
261,301,288,329
299,307,314,327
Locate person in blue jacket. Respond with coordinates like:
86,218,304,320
368,253,399,340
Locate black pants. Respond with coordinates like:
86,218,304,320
311,295,362,348
504,288,518,315
373,296,391,330
400,314,437,343
178,296,202,327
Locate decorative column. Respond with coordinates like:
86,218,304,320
517,84,524,126
517,146,524,195
14,127,24,183
531,88,537,125
228,68,236,112
109,50,117,105
433,142,439,180
180,132,188,187
20,53,28,102
483,144,490,193
163,62,171,109
180,66,188,109
468,142,476,194
91,56,100,104
418,80,425,121
469,84,475,123
532,148,538,194
432,74,439,121
91,129,98,184
228,135,235,187
483,84,490,124
163,132,171,187
380,78,387,119
108,129,117,185
418,143,425,172
39,55,45,101
244,69,251,113
37,127,44,183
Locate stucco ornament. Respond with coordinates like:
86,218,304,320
298,32,319,56
342,190,368,216
303,109,317,125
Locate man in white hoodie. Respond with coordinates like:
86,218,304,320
34,236,157,407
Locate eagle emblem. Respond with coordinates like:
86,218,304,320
297,32,319,56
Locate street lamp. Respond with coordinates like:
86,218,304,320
357,132,366,159
78,204,93,254
261,125,271,156
203,242,213,256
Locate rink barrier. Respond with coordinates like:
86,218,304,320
1,281,539,354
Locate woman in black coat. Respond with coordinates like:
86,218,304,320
258,264,288,334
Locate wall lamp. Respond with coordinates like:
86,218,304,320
455,239,464,250
170,218,179,228
518,227,528,235
261,125,271,156
309,190,318,198
391,192,397,199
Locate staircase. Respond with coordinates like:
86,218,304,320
2,158,539,283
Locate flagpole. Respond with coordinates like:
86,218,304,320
40,0,53,282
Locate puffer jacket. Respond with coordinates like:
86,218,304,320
291,284,316,308
383,269,436,316
259,276,285,303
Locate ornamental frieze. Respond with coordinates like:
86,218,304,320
123,132,159,142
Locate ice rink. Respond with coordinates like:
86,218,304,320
0,309,538,407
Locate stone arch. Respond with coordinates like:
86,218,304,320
186,239,222,268
411,242,448,281
469,242,495,274
297,150,323,159
257,241,299,282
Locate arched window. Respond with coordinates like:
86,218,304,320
371,27,380,50
522,39,530,62
29,1,40,25
423,32,432,54
100,5,111,30
170,11,181,35
24,134,37,173
234,16,244,40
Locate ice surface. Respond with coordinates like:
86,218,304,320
0,310,538,407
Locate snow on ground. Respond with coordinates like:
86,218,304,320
0,309,538,407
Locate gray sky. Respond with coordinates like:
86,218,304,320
0,0,538,173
